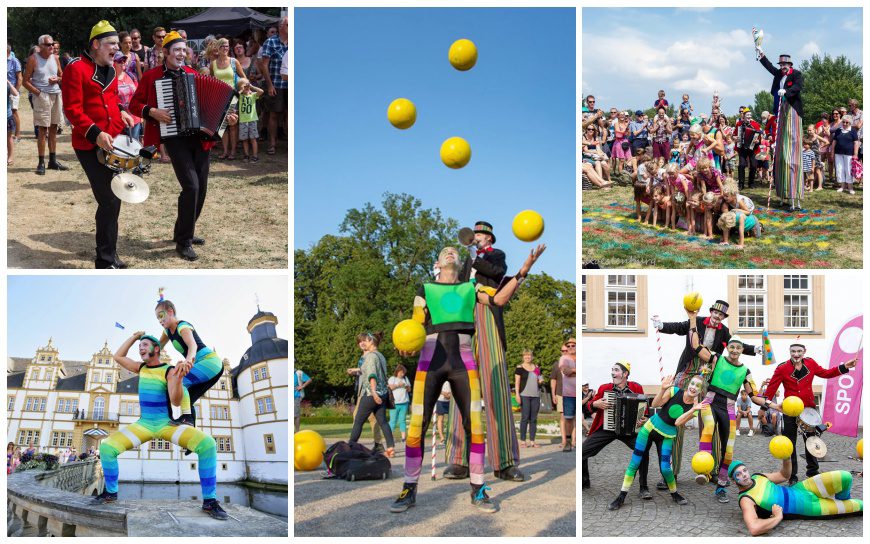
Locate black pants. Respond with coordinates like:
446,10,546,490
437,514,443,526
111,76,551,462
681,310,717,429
782,414,820,477
350,395,395,448
582,429,649,488
185,366,224,427
737,147,757,189
75,148,121,268
520,396,541,441
165,137,210,246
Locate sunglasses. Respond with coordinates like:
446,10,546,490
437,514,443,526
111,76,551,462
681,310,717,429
41,42,55,47
566,343,576,347
560,349,568,353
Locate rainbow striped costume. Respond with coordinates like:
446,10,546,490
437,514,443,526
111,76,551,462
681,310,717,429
773,100,804,205
99,363,218,499
164,321,224,421
740,471,862,518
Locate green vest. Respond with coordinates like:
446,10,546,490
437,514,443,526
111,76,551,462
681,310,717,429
423,281,476,326
709,355,748,395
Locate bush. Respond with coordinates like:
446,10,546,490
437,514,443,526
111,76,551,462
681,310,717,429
14,452,59,472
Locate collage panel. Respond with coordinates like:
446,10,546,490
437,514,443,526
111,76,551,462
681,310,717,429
580,272,864,537
581,7,863,270
6,7,288,269
294,7,576,537
6,275,289,535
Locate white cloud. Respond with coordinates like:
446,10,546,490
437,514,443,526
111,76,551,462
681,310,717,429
800,41,821,57
842,19,859,32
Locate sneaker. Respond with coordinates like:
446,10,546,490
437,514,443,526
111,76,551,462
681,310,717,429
715,486,729,503
92,490,118,504
608,492,627,511
849,189,856,195
837,187,844,192
695,473,709,485
443,464,470,479
390,483,417,513
655,480,668,491
471,484,498,513
372,443,385,454
47,160,69,171
202,499,228,520
170,414,196,427
176,244,199,261
36,162,45,175
748,430,754,437
735,429,741,436
672,491,688,505
639,487,652,500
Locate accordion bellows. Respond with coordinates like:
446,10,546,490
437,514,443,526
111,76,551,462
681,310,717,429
156,73,239,141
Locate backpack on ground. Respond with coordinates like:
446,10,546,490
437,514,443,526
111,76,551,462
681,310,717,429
323,441,391,481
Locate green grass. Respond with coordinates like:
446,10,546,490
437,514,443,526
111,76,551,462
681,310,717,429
582,176,862,269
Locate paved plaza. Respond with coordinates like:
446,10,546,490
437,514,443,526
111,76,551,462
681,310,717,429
582,425,863,537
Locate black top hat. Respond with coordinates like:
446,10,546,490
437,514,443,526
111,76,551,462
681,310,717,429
709,300,729,317
778,54,793,66
474,221,496,243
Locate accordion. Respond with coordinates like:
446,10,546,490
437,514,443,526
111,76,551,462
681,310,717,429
603,391,648,436
155,72,238,141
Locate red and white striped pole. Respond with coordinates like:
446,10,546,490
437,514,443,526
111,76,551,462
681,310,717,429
654,315,664,381
431,408,437,480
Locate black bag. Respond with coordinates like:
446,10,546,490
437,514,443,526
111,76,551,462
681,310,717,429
324,441,392,481
621,141,631,151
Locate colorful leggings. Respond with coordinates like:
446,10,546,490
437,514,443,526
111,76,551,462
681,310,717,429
405,332,485,486
445,304,519,472
99,420,218,499
179,349,224,422
791,471,863,516
671,358,720,477
622,420,676,492
699,393,735,485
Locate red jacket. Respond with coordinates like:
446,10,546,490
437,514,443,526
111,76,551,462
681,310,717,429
130,64,215,151
762,357,848,409
586,381,646,435
61,52,126,151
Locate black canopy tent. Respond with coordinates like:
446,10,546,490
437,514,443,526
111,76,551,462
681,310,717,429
171,7,281,39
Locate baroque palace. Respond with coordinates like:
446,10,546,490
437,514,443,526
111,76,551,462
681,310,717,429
7,308,288,485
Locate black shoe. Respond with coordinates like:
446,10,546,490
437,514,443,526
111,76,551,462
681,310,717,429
390,483,417,513
608,492,627,511
471,484,498,513
806,472,819,478
176,244,199,261
672,491,688,505
582,477,590,489
639,487,653,500
169,414,196,427
191,236,205,246
563,443,573,452
93,490,118,504
715,486,729,503
48,160,68,171
202,499,228,520
443,464,470,479
372,443,385,454
787,476,799,487
494,466,524,482
113,258,128,269
655,480,668,491
36,163,45,175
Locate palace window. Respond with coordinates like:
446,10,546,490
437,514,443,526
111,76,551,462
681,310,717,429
737,275,766,331
8,396,15,411
151,439,171,451
783,275,812,330
45,369,53,382
216,436,233,452
17,429,40,446
56,398,79,413
51,431,73,448
605,275,637,329
220,379,227,390
24,397,47,412
93,397,105,419
253,366,270,381
121,402,139,416
263,433,275,454
256,396,275,414
105,373,113,384
210,405,229,420
30,368,40,380
92,371,101,384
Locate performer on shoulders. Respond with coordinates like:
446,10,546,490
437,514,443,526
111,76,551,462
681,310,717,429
130,31,238,262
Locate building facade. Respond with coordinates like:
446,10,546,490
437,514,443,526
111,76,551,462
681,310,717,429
7,309,288,485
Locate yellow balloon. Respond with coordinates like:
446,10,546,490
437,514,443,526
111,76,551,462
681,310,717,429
782,396,804,417
387,98,417,129
691,451,715,474
392,319,427,353
858,438,863,460
769,436,794,459
448,39,477,71
512,210,545,242
294,430,326,471
683,292,703,312
440,137,472,169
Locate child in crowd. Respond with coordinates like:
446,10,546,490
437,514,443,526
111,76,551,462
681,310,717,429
723,133,736,179
664,162,696,233
649,168,671,228
694,157,725,239
7,81,17,165
719,184,761,248
237,78,264,163
633,154,654,221
801,140,815,193
806,124,827,191
680,93,693,116
755,137,771,184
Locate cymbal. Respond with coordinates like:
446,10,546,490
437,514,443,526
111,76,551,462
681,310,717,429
111,172,150,204
458,227,475,246
806,435,827,458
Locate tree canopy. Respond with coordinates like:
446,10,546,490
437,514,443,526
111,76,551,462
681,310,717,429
294,192,576,403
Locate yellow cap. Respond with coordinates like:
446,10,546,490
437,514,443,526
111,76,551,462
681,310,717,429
162,31,185,49
616,360,631,374
90,20,118,41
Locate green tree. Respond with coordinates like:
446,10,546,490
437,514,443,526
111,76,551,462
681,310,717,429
750,90,773,123
799,54,863,123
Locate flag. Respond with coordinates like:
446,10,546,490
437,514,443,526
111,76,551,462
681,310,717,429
761,329,776,366
823,315,863,438
115,322,125,330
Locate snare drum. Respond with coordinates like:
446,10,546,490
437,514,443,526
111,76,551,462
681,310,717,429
797,407,823,434
98,134,142,172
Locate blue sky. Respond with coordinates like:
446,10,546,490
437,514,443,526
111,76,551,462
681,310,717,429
583,7,863,116
295,8,576,282
7,276,288,368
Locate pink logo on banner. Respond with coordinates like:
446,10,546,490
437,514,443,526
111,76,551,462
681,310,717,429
822,315,863,438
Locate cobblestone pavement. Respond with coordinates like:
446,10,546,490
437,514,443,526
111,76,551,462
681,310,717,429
582,427,863,537
295,439,576,537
